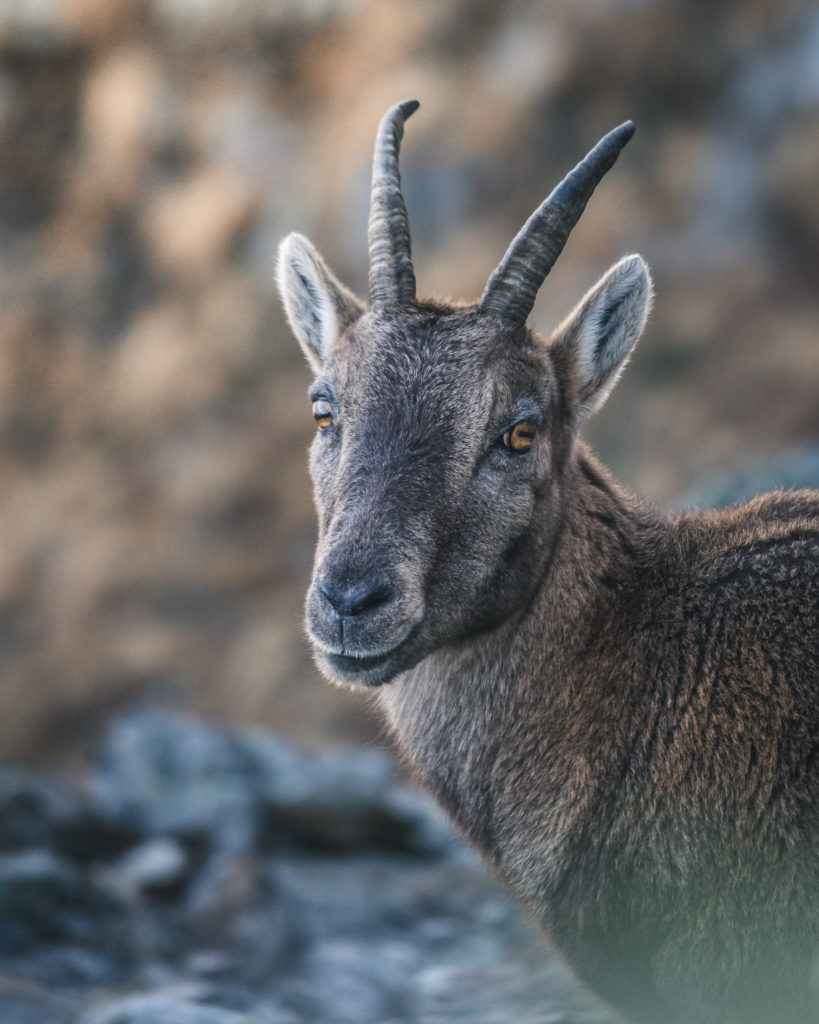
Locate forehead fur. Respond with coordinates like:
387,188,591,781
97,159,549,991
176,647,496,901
328,302,547,401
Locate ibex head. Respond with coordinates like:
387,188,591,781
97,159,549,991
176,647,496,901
277,100,652,688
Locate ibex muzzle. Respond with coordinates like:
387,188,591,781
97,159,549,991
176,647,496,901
278,101,819,1024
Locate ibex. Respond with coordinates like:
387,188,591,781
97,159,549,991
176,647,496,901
277,100,819,1024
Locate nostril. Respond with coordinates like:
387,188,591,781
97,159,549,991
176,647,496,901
349,580,393,616
318,576,394,617
318,578,342,612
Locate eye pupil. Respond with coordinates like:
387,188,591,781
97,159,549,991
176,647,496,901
503,421,536,452
312,400,333,429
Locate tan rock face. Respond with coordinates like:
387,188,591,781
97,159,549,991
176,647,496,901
140,169,257,278
0,0,816,761
80,46,162,205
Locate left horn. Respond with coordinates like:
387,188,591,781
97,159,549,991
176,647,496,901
479,121,635,324
368,99,419,308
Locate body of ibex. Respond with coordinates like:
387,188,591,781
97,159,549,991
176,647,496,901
277,101,819,1024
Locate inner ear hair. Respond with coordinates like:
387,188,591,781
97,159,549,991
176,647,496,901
553,254,653,420
277,232,365,371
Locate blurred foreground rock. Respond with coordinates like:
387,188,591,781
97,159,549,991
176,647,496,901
0,710,611,1024
674,443,819,509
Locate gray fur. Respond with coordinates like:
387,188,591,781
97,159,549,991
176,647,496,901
276,108,819,1024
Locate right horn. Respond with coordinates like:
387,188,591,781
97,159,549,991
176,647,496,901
478,121,635,325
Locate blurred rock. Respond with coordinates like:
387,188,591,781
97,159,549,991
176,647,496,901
91,709,453,857
246,729,454,855
152,0,366,36
765,112,819,270
79,47,162,205
0,848,112,953
0,768,79,852
114,837,190,896
83,992,261,1024
140,169,257,279
0,0,80,53
92,711,258,852
0,710,614,1022
675,443,819,509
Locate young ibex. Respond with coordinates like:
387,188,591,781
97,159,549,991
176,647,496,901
277,100,819,1024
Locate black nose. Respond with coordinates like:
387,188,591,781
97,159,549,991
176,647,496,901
318,575,394,618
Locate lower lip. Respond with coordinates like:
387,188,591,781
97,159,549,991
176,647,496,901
315,618,421,684
322,647,395,677
319,626,418,684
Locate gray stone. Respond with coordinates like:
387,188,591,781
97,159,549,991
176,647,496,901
115,837,190,895
0,849,113,953
675,443,819,509
243,729,455,855
0,769,61,851
0,712,614,1022
93,712,258,853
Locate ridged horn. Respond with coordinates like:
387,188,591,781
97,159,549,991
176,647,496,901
368,99,419,307
479,121,636,324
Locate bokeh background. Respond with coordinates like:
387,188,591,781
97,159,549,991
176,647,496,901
1,0,818,764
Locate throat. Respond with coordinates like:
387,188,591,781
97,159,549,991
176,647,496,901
377,636,517,851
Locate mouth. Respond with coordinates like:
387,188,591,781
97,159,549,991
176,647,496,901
323,648,394,675
313,627,419,687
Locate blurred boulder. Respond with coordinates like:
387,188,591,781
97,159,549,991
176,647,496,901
83,993,262,1024
0,710,613,1022
140,169,257,280
676,443,819,508
0,848,116,954
92,711,259,853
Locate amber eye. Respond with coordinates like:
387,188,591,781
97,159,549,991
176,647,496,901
503,421,537,453
312,399,333,430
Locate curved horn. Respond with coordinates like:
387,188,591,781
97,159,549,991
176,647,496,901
479,121,635,324
368,99,419,307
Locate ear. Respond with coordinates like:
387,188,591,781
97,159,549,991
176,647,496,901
276,232,366,372
551,254,653,421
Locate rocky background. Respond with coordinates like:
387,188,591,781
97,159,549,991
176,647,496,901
0,0,818,760
0,709,619,1023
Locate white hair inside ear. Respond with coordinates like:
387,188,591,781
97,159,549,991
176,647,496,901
552,254,653,421
276,233,366,373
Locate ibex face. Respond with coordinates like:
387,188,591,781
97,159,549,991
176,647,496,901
278,101,651,688
301,302,560,687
